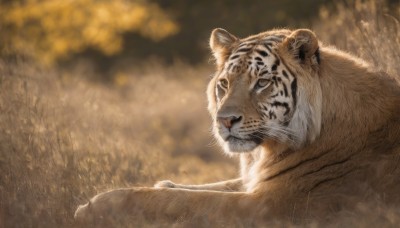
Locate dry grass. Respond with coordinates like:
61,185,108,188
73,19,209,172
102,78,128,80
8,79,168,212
1,1,399,227
0,60,236,227
314,0,400,78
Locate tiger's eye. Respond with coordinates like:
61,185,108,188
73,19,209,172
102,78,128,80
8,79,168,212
256,79,271,88
219,79,229,88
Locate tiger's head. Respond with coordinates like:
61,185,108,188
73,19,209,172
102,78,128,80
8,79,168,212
207,28,323,154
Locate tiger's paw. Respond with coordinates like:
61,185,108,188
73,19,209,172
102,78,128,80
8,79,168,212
154,180,176,188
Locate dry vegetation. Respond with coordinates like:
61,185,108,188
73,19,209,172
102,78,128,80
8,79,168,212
0,1,399,227
0,62,236,227
313,0,400,78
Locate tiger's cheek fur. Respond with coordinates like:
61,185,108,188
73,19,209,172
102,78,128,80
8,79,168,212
276,47,322,146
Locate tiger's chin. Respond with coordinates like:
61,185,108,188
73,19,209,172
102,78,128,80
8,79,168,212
220,136,261,153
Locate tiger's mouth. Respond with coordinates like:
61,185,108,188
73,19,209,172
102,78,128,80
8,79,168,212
221,134,263,153
225,135,262,144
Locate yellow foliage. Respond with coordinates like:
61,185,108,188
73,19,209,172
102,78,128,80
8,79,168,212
0,0,179,65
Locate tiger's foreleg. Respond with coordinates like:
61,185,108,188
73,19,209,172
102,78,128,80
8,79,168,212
74,187,262,225
154,178,244,192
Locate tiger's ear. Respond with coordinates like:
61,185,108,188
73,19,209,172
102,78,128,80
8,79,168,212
210,28,238,67
283,29,320,65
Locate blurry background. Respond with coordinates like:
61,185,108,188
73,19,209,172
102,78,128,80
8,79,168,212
0,0,399,227
1,0,331,68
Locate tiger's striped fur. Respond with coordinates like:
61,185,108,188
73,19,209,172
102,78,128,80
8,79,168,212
75,28,400,226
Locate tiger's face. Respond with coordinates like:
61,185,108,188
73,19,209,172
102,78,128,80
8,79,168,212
207,28,322,154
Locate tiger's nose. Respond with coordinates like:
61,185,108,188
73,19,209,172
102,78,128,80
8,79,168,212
217,115,243,129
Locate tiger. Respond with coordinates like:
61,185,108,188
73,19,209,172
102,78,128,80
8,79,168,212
74,28,400,226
